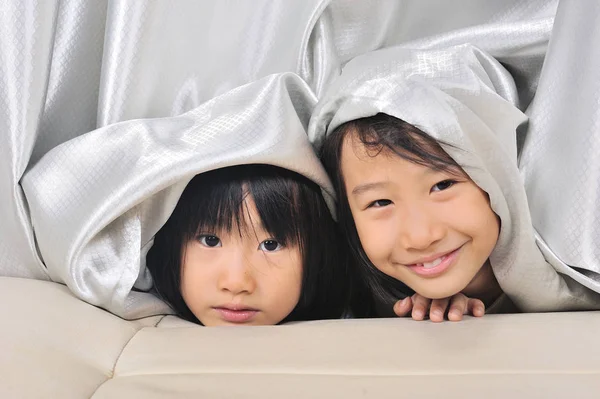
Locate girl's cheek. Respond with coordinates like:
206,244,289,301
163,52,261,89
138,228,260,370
353,214,372,244
356,218,395,262
443,192,493,231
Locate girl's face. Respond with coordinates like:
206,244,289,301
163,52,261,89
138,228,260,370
180,195,303,326
340,134,500,300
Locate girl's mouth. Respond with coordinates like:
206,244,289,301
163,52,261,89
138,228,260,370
406,246,462,278
213,307,259,323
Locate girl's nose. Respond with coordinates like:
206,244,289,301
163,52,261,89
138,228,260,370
217,250,256,295
397,206,445,251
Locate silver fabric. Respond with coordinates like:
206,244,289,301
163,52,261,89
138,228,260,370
22,73,332,318
0,0,60,280
323,0,557,109
520,1,600,293
308,44,600,312
1,0,331,281
5,0,593,317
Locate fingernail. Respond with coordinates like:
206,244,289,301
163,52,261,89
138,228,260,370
395,299,405,309
450,310,461,318
414,310,424,319
432,309,443,318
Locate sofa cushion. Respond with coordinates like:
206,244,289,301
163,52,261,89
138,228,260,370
0,277,161,398
3,277,600,398
96,314,600,398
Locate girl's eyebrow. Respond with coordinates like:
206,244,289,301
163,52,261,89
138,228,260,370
351,167,447,197
351,181,390,196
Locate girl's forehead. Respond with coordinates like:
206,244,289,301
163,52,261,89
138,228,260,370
194,191,263,236
341,131,390,161
341,127,467,178
229,195,265,233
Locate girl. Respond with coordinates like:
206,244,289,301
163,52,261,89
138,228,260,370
22,72,370,320
310,44,600,321
146,164,353,326
322,113,500,321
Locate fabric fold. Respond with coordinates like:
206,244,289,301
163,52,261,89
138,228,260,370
22,73,333,319
520,0,600,293
1,0,558,283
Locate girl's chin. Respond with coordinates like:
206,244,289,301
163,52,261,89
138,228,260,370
418,292,461,300
412,285,466,300
408,276,473,300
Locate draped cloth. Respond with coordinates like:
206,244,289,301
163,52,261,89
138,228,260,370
519,1,600,294
21,73,333,318
3,0,598,316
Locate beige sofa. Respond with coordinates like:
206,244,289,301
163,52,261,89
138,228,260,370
3,276,600,398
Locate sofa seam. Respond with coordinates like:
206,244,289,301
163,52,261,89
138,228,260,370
153,314,167,327
94,369,600,379
88,324,146,398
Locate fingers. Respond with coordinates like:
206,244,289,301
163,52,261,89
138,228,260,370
467,298,486,318
429,297,450,323
447,294,485,321
393,297,413,317
447,293,469,321
395,293,486,322
411,294,431,321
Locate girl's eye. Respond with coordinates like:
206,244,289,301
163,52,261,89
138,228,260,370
431,180,457,192
367,199,392,208
259,239,282,252
198,235,222,248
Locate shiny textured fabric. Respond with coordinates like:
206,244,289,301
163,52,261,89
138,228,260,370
4,0,595,317
520,1,600,293
323,0,557,109
22,73,332,318
0,0,59,280
308,44,600,312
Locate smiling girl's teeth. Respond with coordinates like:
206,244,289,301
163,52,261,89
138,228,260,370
422,257,443,269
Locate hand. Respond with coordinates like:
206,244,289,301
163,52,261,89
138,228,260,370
393,293,485,322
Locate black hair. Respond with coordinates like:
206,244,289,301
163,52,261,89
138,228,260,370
146,164,351,324
319,113,462,308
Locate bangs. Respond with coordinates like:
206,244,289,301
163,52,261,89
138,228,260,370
346,113,464,176
246,176,305,248
177,165,314,250
148,163,348,323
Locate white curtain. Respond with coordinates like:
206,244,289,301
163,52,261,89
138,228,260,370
3,0,598,317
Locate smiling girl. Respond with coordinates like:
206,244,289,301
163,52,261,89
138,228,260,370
311,44,600,320
322,114,504,320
